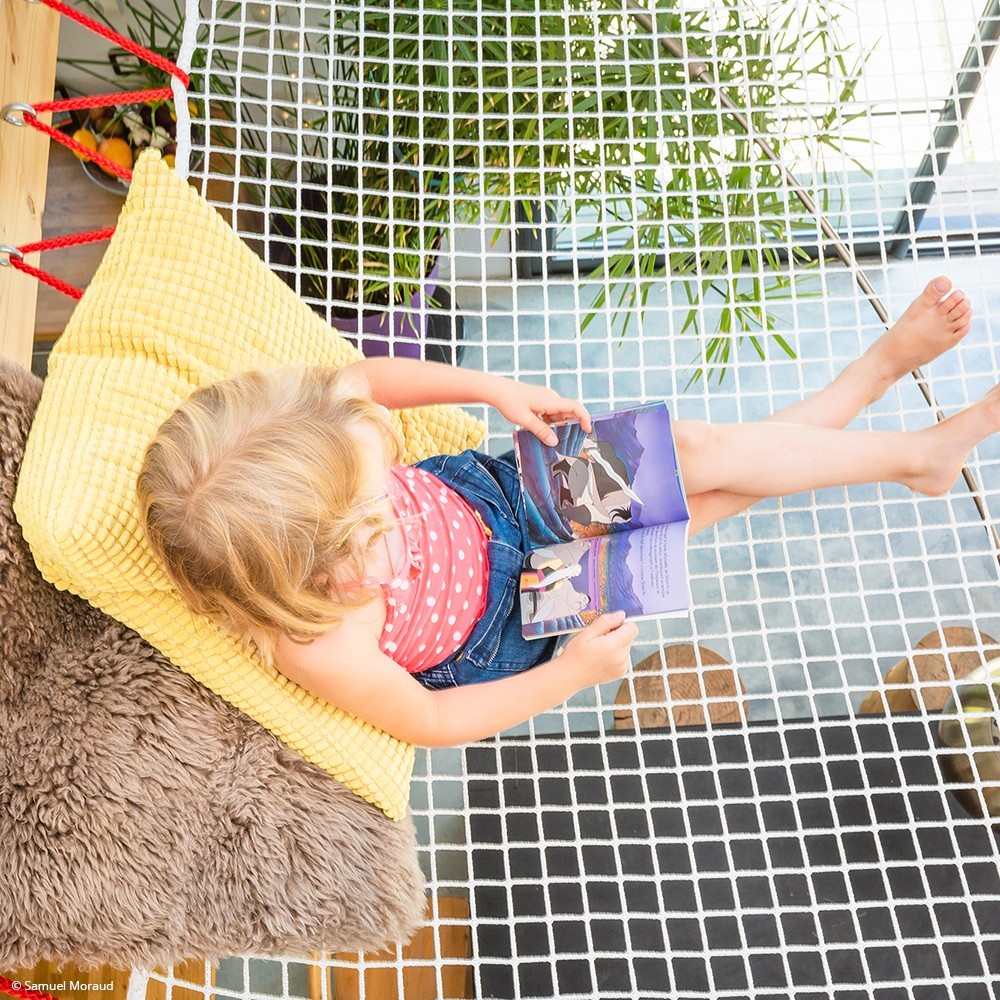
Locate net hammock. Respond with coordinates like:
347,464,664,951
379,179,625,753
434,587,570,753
30,0,1000,995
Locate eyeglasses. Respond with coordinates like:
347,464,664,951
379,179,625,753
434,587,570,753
334,492,391,548
335,487,422,587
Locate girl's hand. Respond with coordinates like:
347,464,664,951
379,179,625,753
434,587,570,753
494,381,592,445
561,611,638,687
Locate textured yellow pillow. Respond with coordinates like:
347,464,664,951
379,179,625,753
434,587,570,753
14,150,484,820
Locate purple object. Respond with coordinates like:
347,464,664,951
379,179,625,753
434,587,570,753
330,257,441,359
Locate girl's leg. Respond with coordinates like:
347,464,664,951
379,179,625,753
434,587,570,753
686,277,972,534
675,399,999,498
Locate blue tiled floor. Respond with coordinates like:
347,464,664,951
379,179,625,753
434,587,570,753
453,256,1000,720
214,957,313,999
393,254,1000,885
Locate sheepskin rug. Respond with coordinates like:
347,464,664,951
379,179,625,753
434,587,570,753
0,358,425,970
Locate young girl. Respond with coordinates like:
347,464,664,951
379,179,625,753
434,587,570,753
138,277,983,748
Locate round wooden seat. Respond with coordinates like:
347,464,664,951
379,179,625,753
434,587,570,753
614,643,747,730
857,626,1000,715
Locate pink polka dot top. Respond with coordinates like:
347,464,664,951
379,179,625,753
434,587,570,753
376,464,490,674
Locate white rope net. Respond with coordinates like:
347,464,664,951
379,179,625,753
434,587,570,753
147,0,1000,996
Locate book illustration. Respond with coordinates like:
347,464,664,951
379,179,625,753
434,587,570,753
514,402,692,639
514,401,689,550
520,539,595,629
519,523,690,638
551,439,641,533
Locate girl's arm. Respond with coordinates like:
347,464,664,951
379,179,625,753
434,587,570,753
348,357,511,410
274,611,635,748
346,357,592,443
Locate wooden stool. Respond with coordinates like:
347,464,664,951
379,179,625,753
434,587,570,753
318,895,472,1000
857,626,1000,715
614,644,747,731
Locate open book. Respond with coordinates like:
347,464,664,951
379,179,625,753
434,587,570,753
513,401,691,639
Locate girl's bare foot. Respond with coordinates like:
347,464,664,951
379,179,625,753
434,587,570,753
907,383,1000,496
863,277,972,390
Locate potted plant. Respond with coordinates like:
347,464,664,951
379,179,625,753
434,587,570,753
321,0,868,384
84,0,867,381
255,131,464,364
219,30,466,364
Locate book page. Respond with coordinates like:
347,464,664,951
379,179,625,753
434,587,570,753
519,522,690,639
514,402,690,550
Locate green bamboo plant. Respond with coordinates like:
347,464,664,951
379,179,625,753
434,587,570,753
62,0,871,384
307,0,869,379
242,95,450,317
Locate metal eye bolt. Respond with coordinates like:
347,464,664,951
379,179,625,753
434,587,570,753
2,103,36,127
0,246,24,268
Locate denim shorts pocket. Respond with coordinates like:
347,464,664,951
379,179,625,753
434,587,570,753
452,458,520,529
410,659,458,691
460,573,521,675
460,555,558,679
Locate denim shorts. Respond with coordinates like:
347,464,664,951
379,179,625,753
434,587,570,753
410,449,559,689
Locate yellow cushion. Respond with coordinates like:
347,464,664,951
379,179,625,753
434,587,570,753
14,150,484,821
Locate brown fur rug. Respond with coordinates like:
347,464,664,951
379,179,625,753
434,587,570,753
0,359,425,970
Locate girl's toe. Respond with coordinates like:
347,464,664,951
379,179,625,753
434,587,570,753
921,276,952,305
946,292,969,315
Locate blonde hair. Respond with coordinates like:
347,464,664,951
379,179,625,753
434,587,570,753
137,366,404,664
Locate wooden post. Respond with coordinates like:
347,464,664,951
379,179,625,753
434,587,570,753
1,0,60,368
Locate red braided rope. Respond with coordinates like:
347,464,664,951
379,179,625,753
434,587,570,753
25,86,177,173
23,113,133,180
0,975,65,1000
6,228,117,301
33,0,190,88
34,87,178,115
9,0,194,298
18,229,117,255
10,258,85,301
